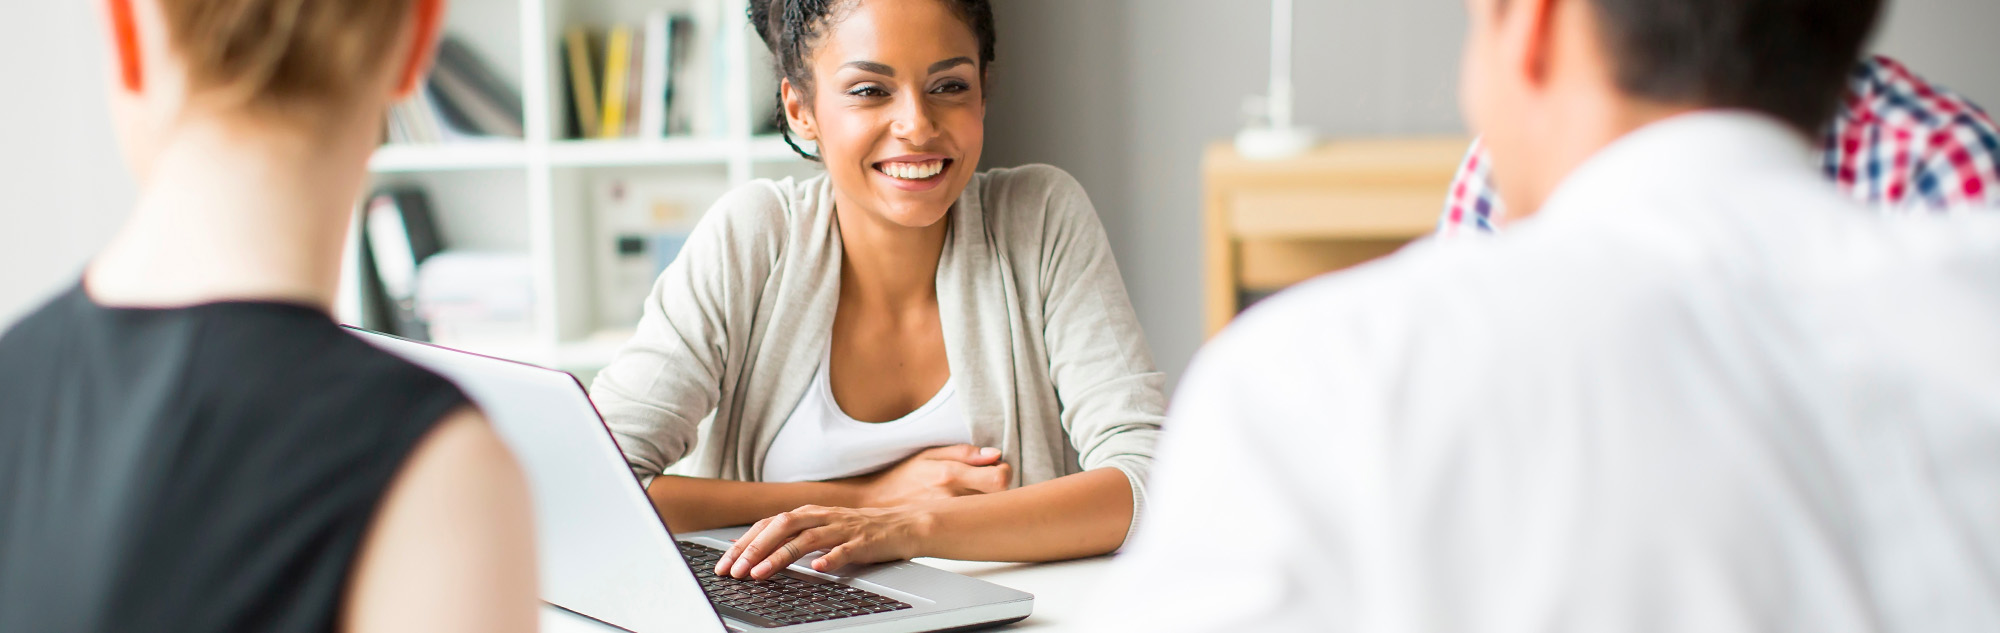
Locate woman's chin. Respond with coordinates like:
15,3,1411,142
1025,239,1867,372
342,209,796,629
867,190,961,229
878,206,952,229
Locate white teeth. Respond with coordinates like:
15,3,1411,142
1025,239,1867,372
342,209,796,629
881,160,945,180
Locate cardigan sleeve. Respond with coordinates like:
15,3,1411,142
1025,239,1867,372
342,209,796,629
589,182,785,482
1017,165,1169,546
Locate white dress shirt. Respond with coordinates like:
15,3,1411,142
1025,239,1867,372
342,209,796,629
1086,112,2000,632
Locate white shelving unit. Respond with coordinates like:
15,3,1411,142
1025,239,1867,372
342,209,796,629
346,0,815,377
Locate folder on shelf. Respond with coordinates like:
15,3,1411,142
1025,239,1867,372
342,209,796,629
600,26,632,140
563,27,602,139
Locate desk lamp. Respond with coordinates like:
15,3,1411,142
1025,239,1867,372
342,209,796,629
1235,0,1318,159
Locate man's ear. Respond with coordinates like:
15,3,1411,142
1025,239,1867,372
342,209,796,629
393,0,446,100
107,0,142,92
781,78,816,141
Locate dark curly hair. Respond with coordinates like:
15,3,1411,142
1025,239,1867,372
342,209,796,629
749,0,996,161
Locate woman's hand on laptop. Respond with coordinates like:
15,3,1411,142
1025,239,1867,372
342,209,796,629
837,445,1012,508
714,505,932,580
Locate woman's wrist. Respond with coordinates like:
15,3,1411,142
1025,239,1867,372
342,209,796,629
825,476,878,508
898,503,944,559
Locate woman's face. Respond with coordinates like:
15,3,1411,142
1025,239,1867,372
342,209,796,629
785,0,986,229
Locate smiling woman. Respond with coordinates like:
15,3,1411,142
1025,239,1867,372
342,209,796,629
587,0,1166,580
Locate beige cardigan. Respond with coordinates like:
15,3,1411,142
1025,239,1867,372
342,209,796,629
589,164,1165,529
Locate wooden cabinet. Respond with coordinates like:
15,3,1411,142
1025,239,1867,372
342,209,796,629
1202,138,1470,337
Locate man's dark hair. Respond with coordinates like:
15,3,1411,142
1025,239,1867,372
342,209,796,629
749,0,997,162
1588,0,1885,133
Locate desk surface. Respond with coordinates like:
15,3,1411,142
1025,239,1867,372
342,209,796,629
541,556,1113,632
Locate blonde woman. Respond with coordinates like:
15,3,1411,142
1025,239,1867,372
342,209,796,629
0,1,535,631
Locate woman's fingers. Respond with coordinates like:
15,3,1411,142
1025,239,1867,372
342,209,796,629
715,517,772,574
729,507,829,578
715,506,918,579
810,538,899,573
978,462,1012,493
949,461,1011,495
750,526,835,580
812,543,857,572
916,444,1002,466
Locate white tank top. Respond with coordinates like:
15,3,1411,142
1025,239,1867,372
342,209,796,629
760,346,974,483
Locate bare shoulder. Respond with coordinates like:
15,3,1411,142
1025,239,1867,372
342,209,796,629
414,406,526,482
341,405,538,633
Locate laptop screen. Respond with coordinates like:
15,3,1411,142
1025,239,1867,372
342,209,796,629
349,327,726,633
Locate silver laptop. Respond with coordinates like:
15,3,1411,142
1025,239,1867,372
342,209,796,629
351,327,1033,633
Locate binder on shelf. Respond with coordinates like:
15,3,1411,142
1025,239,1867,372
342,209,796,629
361,186,445,339
563,26,602,139
667,15,693,135
599,26,633,140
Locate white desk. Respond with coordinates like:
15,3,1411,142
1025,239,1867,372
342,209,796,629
913,556,1111,630
540,556,1113,632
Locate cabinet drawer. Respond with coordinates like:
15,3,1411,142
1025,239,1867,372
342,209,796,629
1228,189,1443,240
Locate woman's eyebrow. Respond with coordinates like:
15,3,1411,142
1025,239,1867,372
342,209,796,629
841,60,896,76
928,57,974,74
838,57,976,77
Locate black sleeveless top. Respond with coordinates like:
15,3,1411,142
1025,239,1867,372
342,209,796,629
0,283,469,632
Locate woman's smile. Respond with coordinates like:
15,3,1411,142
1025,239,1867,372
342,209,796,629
873,154,955,191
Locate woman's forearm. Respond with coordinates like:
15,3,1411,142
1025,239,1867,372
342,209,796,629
913,467,1134,562
647,475,863,533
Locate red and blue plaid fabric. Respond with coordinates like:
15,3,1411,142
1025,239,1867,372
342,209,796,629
1438,55,2000,237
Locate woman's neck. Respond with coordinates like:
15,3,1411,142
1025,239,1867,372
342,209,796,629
832,195,949,315
86,113,377,312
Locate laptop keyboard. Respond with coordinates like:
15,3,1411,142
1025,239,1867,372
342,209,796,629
679,540,913,628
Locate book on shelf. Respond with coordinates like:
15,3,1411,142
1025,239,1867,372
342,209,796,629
561,10,720,142
599,26,632,139
620,23,645,138
432,37,526,137
666,15,695,135
385,35,523,145
637,11,673,140
562,27,602,139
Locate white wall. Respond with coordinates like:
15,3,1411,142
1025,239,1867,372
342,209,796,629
0,2,135,326
1873,0,2000,107
4,0,1996,373
984,0,2000,392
